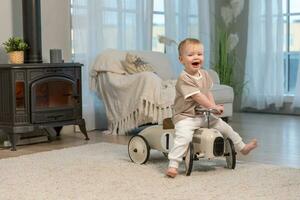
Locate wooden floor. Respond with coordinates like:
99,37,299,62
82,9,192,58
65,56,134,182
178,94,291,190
0,112,300,168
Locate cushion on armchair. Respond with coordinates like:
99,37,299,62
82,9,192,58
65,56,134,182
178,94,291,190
92,49,128,74
130,51,174,80
121,53,155,74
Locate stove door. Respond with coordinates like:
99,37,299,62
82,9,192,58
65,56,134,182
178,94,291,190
31,76,79,123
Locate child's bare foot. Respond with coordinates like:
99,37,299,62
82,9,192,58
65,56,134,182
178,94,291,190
166,167,178,178
240,139,258,155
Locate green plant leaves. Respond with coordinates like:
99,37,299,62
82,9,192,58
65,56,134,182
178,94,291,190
214,28,245,95
2,37,29,53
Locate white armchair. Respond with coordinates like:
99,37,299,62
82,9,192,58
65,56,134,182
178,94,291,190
207,69,234,119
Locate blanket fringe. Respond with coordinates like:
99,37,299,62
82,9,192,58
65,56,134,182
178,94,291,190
111,99,173,135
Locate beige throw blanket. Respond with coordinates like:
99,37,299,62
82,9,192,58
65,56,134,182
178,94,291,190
91,70,176,135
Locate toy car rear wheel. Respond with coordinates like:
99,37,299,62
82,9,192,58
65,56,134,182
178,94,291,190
224,138,236,169
184,142,194,176
128,135,150,164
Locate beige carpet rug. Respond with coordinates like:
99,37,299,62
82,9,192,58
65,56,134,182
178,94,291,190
0,142,299,200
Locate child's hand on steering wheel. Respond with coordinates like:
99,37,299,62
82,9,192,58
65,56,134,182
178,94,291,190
212,104,224,115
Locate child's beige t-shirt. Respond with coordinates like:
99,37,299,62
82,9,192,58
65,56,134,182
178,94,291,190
173,69,213,124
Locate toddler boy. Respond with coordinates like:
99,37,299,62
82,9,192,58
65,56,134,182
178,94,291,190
166,38,257,178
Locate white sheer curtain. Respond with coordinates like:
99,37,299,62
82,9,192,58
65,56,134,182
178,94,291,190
242,0,284,110
292,60,300,108
164,0,211,77
72,0,153,130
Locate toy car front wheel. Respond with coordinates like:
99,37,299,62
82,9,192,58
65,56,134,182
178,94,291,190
184,142,194,176
224,138,236,169
128,135,150,164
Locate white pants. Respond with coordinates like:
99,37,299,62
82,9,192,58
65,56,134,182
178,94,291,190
168,117,245,169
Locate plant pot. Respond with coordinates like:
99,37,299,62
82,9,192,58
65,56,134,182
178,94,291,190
8,51,24,64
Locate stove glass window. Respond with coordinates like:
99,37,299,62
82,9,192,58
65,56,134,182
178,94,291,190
34,80,75,109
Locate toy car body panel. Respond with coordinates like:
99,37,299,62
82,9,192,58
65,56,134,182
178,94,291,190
193,128,224,159
139,125,175,153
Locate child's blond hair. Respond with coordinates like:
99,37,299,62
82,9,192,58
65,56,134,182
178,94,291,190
178,38,202,56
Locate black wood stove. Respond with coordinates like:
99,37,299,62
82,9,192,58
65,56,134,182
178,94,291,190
0,0,89,150
0,63,89,150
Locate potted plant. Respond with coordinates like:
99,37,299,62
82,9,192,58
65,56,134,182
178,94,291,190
213,0,245,95
2,37,29,64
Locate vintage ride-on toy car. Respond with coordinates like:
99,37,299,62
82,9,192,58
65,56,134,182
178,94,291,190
128,107,237,176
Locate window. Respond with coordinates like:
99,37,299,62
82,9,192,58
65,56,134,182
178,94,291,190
152,0,199,53
283,0,300,95
71,0,199,53
70,0,88,57
152,0,165,52
70,0,143,54
100,0,140,50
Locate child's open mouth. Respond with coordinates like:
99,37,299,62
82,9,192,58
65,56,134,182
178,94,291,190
192,62,200,67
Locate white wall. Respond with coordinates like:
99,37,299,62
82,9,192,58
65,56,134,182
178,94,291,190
0,0,72,63
0,0,14,63
41,0,72,62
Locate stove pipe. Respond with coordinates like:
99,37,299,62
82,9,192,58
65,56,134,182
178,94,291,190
22,0,42,63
